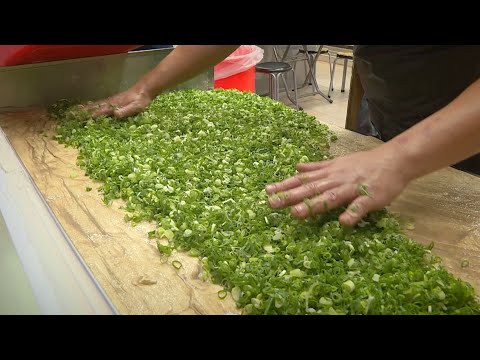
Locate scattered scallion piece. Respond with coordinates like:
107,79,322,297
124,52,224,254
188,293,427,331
172,260,182,270
342,280,355,293
358,184,372,198
218,289,228,299
188,248,201,257
156,241,174,257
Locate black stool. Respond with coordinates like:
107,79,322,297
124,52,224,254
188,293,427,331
256,62,299,110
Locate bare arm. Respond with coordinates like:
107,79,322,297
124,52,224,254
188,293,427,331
90,45,240,118
389,78,480,181
266,78,480,226
132,45,240,99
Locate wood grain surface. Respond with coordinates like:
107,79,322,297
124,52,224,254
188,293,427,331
1,110,479,314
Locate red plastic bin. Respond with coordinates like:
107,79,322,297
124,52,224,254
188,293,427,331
213,46,263,93
214,66,256,93
0,45,141,67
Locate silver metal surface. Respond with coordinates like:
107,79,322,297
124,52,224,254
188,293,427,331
0,127,118,314
0,211,42,315
0,48,213,111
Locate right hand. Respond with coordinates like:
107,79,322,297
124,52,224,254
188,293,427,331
265,146,411,226
82,88,153,119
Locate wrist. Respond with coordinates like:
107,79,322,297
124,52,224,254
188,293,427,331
372,141,419,185
131,80,160,101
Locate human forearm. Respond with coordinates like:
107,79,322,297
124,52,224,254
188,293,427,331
132,45,240,98
86,45,240,118
385,77,480,181
265,78,480,226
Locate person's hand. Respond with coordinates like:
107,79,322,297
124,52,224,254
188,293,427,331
82,88,152,119
265,147,412,226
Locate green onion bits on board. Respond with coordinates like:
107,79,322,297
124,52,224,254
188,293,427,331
49,89,480,315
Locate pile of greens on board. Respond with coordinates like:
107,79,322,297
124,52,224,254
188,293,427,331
49,89,480,315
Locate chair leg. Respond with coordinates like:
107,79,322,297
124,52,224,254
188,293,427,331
274,74,280,101
291,68,299,110
308,55,318,94
300,59,309,89
312,54,318,78
268,74,275,99
269,74,276,100
304,58,309,85
291,60,299,91
327,53,333,88
341,58,348,92
327,52,332,75
299,49,311,89
328,57,337,98
280,72,296,106
302,54,317,94
310,53,317,94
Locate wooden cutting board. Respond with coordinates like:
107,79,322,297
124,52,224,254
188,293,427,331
1,110,479,314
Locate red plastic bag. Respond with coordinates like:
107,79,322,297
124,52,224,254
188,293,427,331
214,45,264,81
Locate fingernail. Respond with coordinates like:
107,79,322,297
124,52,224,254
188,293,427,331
265,184,275,193
339,217,351,226
268,194,281,207
343,213,357,226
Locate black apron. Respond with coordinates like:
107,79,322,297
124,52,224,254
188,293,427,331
354,45,480,175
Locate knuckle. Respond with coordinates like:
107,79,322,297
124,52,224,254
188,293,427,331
297,173,310,184
305,181,319,192
326,190,337,202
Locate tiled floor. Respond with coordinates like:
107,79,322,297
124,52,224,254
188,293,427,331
279,60,352,129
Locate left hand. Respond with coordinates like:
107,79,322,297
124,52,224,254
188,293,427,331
265,147,411,226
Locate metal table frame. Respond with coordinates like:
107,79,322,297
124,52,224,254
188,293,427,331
273,45,333,104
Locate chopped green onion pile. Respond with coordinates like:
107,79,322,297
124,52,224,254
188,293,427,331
49,89,480,315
